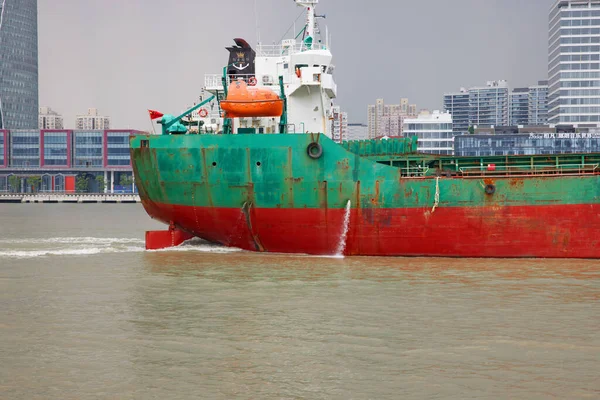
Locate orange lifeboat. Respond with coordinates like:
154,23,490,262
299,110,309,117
220,80,283,118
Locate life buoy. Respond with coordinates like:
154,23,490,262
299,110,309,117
198,108,208,118
485,184,496,195
248,76,257,86
307,142,323,159
295,67,301,78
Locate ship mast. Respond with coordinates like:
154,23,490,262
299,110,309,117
295,0,318,47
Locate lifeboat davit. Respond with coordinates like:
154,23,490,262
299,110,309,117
220,80,283,118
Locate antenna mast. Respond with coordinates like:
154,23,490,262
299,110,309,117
254,0,260,44
295,0,318,43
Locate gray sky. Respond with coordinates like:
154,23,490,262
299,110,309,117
39,0,554,129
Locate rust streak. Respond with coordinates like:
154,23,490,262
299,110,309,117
287,146,294,207
371,180,380,205
200,147,213,207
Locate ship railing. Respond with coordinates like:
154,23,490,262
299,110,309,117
256,43,306,57
204,74,223,89
204,74,282,90
401,166,429,177
458,163,599,176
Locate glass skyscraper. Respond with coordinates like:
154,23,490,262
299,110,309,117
0,0,39,129
443,89,470,134
548,0,600,125
468,81,509,127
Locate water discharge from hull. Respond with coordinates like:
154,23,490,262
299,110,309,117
335,200,352,256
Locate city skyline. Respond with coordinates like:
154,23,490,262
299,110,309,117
38,0,554,129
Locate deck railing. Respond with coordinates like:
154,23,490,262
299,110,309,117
400,167,430,177
256,43,306,57
204,74,281,90
458,163,599,177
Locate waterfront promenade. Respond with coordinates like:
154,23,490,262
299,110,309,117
0,193,140,203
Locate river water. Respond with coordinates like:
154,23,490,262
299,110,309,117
0,204,598,399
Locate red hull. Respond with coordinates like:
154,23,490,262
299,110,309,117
146,228,194,250
143,201,600,258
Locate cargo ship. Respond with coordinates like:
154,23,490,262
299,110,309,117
131,0,600,258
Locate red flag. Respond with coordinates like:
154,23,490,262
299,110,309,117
148,109,164,120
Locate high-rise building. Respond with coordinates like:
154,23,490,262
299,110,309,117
509,88,530,126
0,0,39,129
375,98,385,137
39,107,64,130
443,88,470,133
446,81,548,130
347,123,368,141
529,81,549,125
469,80,509,127
330,106,348,143
548,0,600,125
408,104,417,116
76,108,111,130
367,104,377,139
367,98,418,139
403,110,454,155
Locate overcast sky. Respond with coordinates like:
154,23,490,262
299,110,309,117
38,0,555,129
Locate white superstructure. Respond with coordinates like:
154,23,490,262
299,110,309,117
202,0,337,136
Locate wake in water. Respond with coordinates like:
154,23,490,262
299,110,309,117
0,237,143,245
149,237,241,254
0,236,145,259
0,236,241,259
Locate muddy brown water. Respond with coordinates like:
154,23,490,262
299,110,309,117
0,204,598,399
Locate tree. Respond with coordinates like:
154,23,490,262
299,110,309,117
468,126,475,135
119,174,133,187
8,175,21,193
76,174,90,193
27,175,41,193
95,175,106,193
